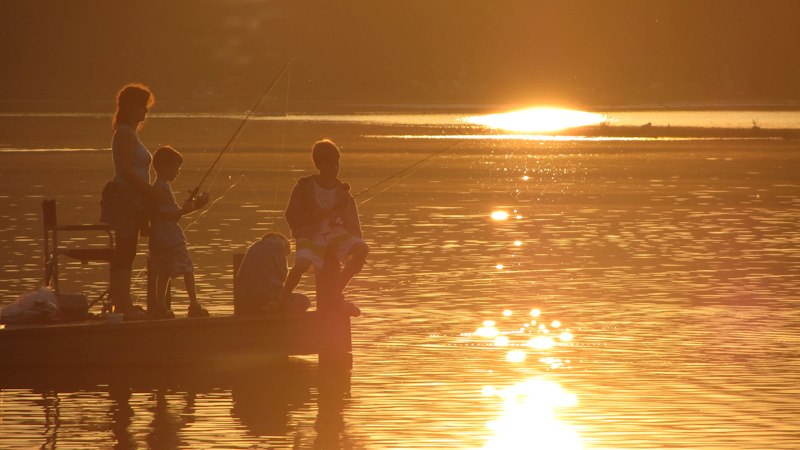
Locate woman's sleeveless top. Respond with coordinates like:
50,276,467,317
112,124,151,187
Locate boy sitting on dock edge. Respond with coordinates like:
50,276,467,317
281,139,368,316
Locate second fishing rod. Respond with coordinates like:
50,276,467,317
187,60,294,203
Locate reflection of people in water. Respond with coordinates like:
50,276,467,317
41,391,60,449
108,385,136,449
145,389,191,449
230,360,313,437
47,361,353,448
314,358,353,449
109,383,197,449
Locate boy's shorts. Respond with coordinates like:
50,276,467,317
150,244,194,277
296,229,365,271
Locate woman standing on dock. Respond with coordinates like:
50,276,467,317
100,83,167,320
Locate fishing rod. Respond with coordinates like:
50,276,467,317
189,59,293,202
353,139,465,204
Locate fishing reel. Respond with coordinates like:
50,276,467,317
191,191,210,209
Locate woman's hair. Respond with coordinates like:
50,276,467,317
113,83,154,130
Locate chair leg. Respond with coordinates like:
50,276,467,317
88,289,113,314
44,255,59,292
110,268,132,312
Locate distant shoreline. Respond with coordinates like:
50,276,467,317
551,124,800,139
1,101,800,116
1,110,799,142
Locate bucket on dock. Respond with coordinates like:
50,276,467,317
56,293,88,321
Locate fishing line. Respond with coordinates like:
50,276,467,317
355,161,427,206
273,66,292,216
354,139,465,206
183,174,249,232
129,62,293,298
183,61,294,232
188,60,293,202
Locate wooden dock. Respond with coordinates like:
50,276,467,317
0,311,351,368
0,251,354,368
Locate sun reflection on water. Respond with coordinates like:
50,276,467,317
494,336,510,347
506,350,527,363
491,211,510,221
465,308,583,449
527,336,556,350
481,379,583,450
466,308,575,354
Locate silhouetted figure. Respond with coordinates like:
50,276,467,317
281,139,368,315
236,232,311,314
100,83,168,320
148,146,210,319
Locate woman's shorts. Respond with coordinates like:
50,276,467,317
100,180,147,239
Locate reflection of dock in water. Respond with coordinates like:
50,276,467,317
1,357,353,448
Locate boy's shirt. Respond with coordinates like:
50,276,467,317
148,179,186,250
313,180,338,234
285,175,362,239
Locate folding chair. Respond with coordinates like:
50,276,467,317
42,199,115,314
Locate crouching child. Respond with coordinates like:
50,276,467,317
236,232,311,315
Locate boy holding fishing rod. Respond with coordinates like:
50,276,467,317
281,139,368,316
147,146,211,318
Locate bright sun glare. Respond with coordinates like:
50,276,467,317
483,379,582,450
465,107,606,133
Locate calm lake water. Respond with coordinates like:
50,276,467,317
1,111,799,448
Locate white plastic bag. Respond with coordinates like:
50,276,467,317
1,287,60,324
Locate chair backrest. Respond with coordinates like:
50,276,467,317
42,199,57,229
233,253,244,315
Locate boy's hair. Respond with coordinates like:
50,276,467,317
261,232,291,255
153,146,183,172
311,139,340,168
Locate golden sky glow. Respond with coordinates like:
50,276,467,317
465,107,606,133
